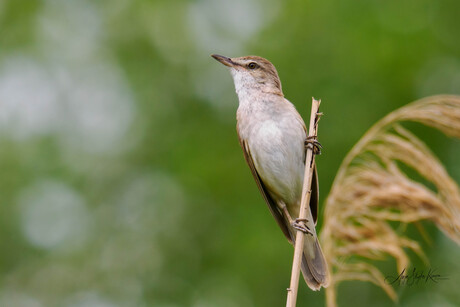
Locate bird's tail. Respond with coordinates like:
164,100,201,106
300,234,330,290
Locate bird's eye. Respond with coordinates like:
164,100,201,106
247,62,258,69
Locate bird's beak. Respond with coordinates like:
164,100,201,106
211,54,236,67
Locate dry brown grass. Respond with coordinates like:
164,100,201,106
321,95,460,306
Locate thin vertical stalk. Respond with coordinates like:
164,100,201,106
286,98,322,307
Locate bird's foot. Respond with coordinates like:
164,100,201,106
305,136,322,155
292,218,314,236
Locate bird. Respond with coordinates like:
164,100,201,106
211,54,329,290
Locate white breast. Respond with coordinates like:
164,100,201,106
242,102,306,206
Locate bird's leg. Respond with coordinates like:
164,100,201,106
305,136,322,155
279,202,314,236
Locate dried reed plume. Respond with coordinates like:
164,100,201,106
321,95,460,306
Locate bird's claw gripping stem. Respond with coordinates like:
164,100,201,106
292,218,314,236
305,136,322,155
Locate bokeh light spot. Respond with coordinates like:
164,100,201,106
19,180,89,250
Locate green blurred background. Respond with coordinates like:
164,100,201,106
0,0,459,306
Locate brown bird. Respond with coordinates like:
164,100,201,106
212,54,329,290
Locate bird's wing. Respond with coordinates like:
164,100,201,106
237,131,293,243
310,164,319,225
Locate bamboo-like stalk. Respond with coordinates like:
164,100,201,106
286,98,322,307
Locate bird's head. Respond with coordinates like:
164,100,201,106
211,54,283,96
